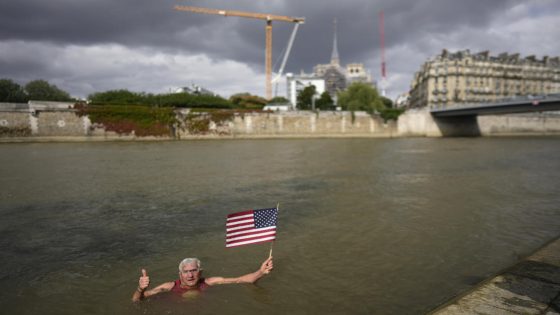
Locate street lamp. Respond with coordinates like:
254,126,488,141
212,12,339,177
311,93,318,111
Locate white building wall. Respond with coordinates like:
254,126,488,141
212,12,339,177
286,73,326,109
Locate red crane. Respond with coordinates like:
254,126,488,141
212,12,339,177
379,10,387,96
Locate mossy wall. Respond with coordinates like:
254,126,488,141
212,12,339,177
0,112,31,137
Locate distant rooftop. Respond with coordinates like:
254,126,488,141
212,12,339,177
436,49,560,66
174,84,215,96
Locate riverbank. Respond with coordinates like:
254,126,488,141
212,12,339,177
1,102,560,141
429,236,560,314
2,133,560,144
0,133,399,143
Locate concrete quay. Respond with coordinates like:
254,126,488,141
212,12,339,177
1,102,560,140
430,236,560,314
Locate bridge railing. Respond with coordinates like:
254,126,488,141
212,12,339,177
432,93,560,111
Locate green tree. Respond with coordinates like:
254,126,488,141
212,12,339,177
88,89,232,108
25,80,72,101
158,92,232,108
315,91,334,110
337,82,385,114
296,85,316,110
0,79,27,102
229,93,267,109
380,96,393,108
88,89,145,105
379,108,405,122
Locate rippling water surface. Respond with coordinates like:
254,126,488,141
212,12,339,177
1,138,559,314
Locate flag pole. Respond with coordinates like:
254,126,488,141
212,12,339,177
268,202,279,259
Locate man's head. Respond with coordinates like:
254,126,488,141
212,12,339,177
178,258,202,287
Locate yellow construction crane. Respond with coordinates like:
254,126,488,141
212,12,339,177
174,5,305,99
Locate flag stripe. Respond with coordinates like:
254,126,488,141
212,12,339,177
226,216,255,225
226,218,253,225
227,234,276,244
227,210,253,218
226,229,276,239
226,236,276,247
226,228,276,238
226,213,253,221
225,226,256,234
227,231,276,242
226,224,254,232
226,219,254,227
226,226,275,237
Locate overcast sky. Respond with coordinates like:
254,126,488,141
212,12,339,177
1,0,559,100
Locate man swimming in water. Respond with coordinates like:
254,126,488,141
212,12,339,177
132,256,273,301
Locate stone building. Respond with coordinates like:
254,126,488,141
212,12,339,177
286,19,375,107
409,49,560,109
312,20,347,98
345,63,373,85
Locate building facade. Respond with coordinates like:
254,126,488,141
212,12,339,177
409,49,560,109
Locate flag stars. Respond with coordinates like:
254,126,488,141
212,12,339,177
254,208,277,229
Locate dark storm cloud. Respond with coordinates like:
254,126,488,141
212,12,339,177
282,0,520,71
0,0,519,69
0,0,276,68
1,0,558,98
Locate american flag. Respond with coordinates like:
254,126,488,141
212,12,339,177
226,208,278,248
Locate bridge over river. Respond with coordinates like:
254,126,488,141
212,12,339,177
406,94,560,136
430,94,560,117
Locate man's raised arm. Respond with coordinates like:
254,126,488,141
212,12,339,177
205,256,273,285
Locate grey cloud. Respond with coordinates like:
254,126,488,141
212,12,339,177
0,0,518,67
0,0,558,99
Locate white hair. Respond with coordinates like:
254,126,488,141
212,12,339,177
178,258,201,271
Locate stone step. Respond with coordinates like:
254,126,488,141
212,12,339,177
430,236,560,314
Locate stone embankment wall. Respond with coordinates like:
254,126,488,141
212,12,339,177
397,108,560,137
0,102,92,140
2,102,560,141
175,110,396,139
0,102,396,141
478,113,560,135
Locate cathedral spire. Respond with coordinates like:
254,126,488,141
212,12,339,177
330,18,340,66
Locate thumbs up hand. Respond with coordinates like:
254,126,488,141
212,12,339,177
138,269,150,291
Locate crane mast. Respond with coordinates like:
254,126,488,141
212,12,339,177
174,5,304,99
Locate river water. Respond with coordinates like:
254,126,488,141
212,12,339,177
0,138,559,314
